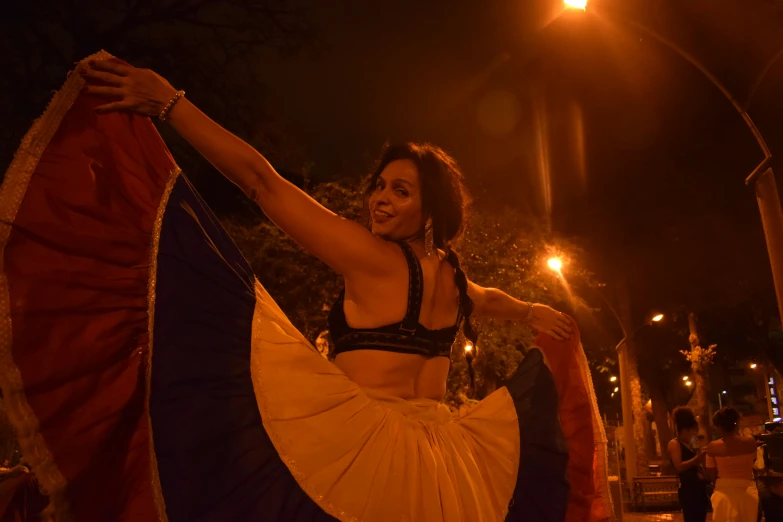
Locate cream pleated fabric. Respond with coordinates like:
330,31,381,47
249,281,521,522
711,478,759,522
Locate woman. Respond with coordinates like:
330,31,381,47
0,52,611,521
705,407,759,522
667,407,709,522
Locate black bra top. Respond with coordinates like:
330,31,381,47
327,242,462,358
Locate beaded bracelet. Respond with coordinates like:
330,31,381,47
159,90,185,121
524,301,534,324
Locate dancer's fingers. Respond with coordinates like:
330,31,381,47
557,315,573,332
84,85,123,98
81,68,124,86
549,329,565,341
89,60,132,77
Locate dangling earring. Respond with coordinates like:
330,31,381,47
424,217,435,257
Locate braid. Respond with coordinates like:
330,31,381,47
445,248,478,347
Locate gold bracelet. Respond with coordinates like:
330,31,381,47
524,301,535,323
159,90,185,121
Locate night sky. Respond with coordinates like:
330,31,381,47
253,0,781,332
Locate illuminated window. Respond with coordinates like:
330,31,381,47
771,378,776,385
774,407,780,416
773,397,779,405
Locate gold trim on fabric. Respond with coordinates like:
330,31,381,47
576,343,614,520
145,168,181,522
0,49,113,522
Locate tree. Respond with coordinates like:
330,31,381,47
635,317,695,461
0,0,316,201
681,313,717,438
221,179,362,341
453,207,600,402
221,181,604,410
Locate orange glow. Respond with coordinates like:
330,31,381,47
547,257,563,272
564,0,587,9
464,342,473,353
750,363,758,369
533,87,552,227
609,376,617,382
571,101,588,191
652,314,664,322
685,381,693,387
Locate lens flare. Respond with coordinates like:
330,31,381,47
564,0,587,9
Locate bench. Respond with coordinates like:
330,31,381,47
632,476,680,510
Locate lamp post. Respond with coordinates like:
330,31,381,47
613,314,663,483
562,1,783,330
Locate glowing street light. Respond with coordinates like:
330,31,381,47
464,342,473,353
651,314,664,323
564,0,587,9
609,376,617,382
614,387,619,393
685,381,693,387
682,376,689,381
751,363,758,369
547,257,563,272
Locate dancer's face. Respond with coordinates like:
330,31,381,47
368,160,424,241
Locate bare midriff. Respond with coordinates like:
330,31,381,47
335,350,451,401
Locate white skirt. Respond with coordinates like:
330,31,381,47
711,478,759,522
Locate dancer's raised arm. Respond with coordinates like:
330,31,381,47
81,60,395,277
468,280,573,340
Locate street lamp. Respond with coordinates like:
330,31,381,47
751,363,758,370
564,0,587,9
562,0,783,332
610,375,617,382
547,257,563,273
651,314,664,323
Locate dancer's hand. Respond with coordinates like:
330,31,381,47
80,60,177,116
528,304,574,341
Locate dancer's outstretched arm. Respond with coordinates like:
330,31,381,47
81,60,396,277
468,281,573,341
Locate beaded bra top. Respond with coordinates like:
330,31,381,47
327,242,461,358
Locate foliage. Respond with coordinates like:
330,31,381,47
1,0,315,197
680,344,717,373
455,207,599,400
221,180,362,341
221,180,601,409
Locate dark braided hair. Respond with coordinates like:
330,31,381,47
365,143,479,353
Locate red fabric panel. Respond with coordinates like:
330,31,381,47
535,328,611,522
5,77,175,520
